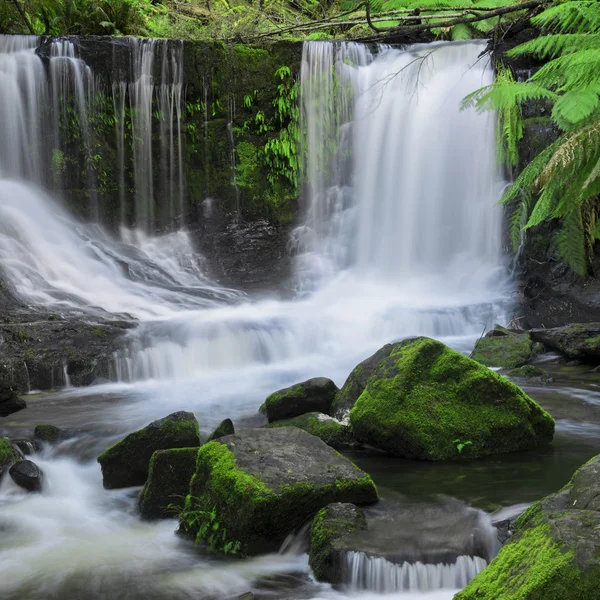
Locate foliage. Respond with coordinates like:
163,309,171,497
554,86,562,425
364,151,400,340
464,0,600,276
453,438,472,453
177,497,242,555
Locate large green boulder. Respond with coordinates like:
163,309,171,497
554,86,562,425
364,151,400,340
349,337,554,460
266,412,353,449
98,411,200,489
331,344,396,420
471,326,532,369
309,503,367,584
138,447,198,520
262,377,338,422
455,455,600,600
181,427,378,556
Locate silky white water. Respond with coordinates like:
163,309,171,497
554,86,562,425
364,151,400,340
0,37,511,599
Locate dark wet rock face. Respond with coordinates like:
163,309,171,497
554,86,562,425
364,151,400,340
9,460,43,492
530,323,600,363
349,337,554,460
457,454,600,600
0,383,26,417
263,377,339,423
138,447,198,520
97,411,200,489
183,427,378,556
205,418,234,443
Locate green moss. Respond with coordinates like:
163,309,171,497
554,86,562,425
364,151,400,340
508,365,546,378
183,440,377,556
471,333,532,369
266,413,353,449
138,447,198,520
263,385,304,412
34,424,63,443
0,437,18,467
349,337,554,460
455,511,600,600
205,418,235,443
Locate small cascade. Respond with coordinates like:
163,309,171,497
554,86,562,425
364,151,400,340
112,80,128,224
345,552,487,593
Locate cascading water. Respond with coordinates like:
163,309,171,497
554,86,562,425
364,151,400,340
0,35,512,600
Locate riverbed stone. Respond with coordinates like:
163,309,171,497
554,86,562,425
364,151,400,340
455,454,600,600
530,323,600,362
181,427,378,555
0,437,19,478
9,460,43,492
138,447,198,520
309,503,367,584
0,383,26,417
34,424,64,443
205,418,234,443
98,411,200,489
266,412,353,449
263,377,338,422
471,328,532,369
349,337,554,460
331,344,397,420
507,365,546,378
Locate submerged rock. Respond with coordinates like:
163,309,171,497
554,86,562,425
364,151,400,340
309,503,367,583
349,337,554,460
34,424,64,443
98,411,200,489
456,454,600,600
266,412,353,449
205,418,234,443
331,344,396,420
11,438,36,456
9,460,43,492
181,427,378,555
471,327,532,369
263,378,338,422
0,383,26,417
0,437,19,478
138,447,198,520
507,365,546,378
530,323,600,362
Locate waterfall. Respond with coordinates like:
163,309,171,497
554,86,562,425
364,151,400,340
296,41,508,294
345,552,487,593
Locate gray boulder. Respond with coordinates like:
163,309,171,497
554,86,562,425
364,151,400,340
10,460,43,492
530,323,600,362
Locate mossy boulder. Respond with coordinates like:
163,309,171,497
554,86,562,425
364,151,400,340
205,418,234,443
98,411,200,489
507,365,546,378
0,383,26,417
182,427,378,556
0,437,19,478
455,455,600,600
349,337,554,460
138,447,198,520
34,424,64,443
530,323,600,362
471,328,532,369
266,412,353,449
263,377,338,422
331,344,397,420
309,503,367,584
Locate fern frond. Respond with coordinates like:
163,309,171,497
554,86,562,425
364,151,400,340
451,22,473,39
551,88,600,129
556,208,588,277
508,33,600,59
583,155,600,190
531,1,600,34
462,80,557,111
531,49,600,92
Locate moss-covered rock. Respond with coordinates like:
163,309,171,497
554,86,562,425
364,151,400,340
266,412,353,449
309,503,367,584
0,382,26,417
98,411,200,489
138,447,198,520
181,427,378,556
349,337,554,461
205,418,234,443
331,344,396,420
263,377,338,422
0,437,19,478
507,365,546,378
455,454,600,600
34,424,64,443
530,323,600,362
471,329,532,369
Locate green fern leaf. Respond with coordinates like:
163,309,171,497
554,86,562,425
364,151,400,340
451,23,473,40
552,88,600,129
